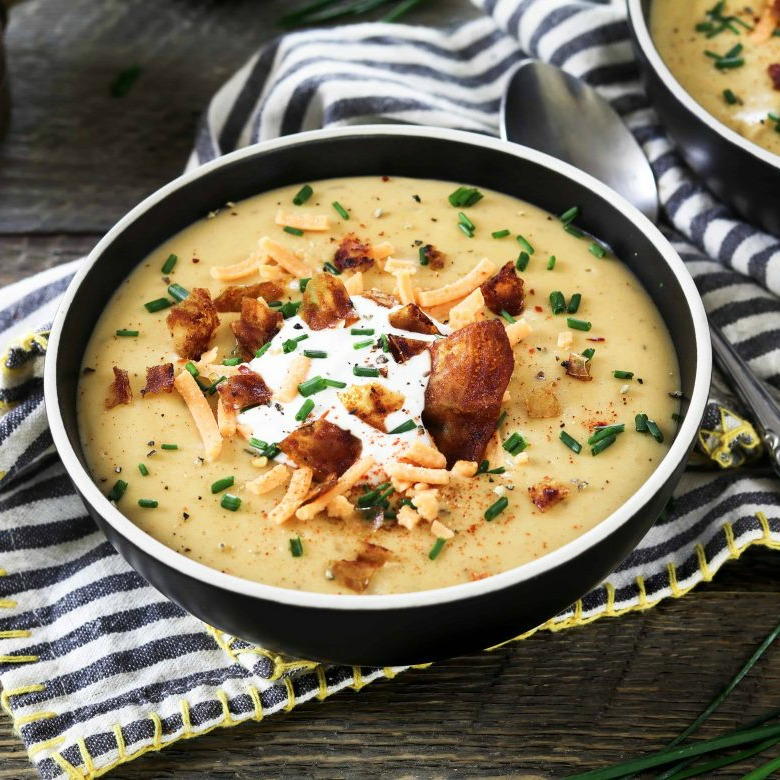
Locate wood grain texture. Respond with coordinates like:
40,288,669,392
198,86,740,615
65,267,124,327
0,0,779,777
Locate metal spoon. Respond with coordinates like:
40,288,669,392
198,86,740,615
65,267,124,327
500,60,780,476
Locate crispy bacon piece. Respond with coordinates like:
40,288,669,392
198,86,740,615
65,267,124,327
105,366,132,409
299,273,357,330
280,418,362,481
333,233,375,272
769,63,780,90
217,365,271,410
524,385,561,419
362,288,399,308
561,353,592,381
419,243,445,269
388,303,440,335
140,363,174,396
387,334,429,364
480,262,525,316
166,287,220,360
231,297,283,360
213,282,284,312
422,320,514,467
528,477,570,512
338,382,405,432
331,542,391,593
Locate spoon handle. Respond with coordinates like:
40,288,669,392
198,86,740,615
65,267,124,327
709,321,780,478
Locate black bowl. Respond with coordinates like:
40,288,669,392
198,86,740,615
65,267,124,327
627,0,780,237
44,127,711,666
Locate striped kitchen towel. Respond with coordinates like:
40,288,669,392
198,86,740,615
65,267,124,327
1,1,780,777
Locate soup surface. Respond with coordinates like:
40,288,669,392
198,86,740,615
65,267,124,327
652,0,780,156
78,176,679,595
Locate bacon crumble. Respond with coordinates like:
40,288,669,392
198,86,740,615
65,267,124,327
387,334,429,363
419,243,445,269
331,542,391,592
480,262,525,316
362,288,399,308
280,418,362,481
217,365,272,410
140,363,174,396
333,233,375,272
105,366,132,408
769,63,780,90
231,297,283,360
299,273,357,330
213,282,284,312
528,477,570,512
561,353,593,381
166,287,220,360
388,303,440,335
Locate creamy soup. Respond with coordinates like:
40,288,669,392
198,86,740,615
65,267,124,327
78,176,679,595
652,0,780,156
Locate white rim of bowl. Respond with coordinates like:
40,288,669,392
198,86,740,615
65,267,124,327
45,124,712,611
627,0,780,170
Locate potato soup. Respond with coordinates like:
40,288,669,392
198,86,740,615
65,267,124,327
78,176,679,595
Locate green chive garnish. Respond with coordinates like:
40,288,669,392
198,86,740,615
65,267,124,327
255,343,272,359
503,432,527,455
161,253,177,274
516,234,534,254
211,476,234,494
185,361,199,377
138,498,158,508
550,291,566,315
560,430,582,454
516,251,530,272
418,245,429,266
295,398,314,421
138,463,149,476
448,186,483,208
588,242,606,259
428,538,447,559
546,255,556,270
221,494,241,512
351,327,375,336
268,301,283,308
289,536,304,557
567,293,582,313
582,348,595,360
564,224,584,238
388,419,416,435
353,339,374,350
283,334,308,353
484,496,508,521
635,413,649,432
458,211,475,231
723,88,740,105
284,225,304,236
115,329,139,337
332,201,349,219
204,376,226,395
559,206,580,224
591,434,617,455
353,366,379,378
500,309,516,324
357,482,392,508
223,357,242,366
161,443,178,450
144,298,172,313
588,424,625,445
323,261,341,275
107,479,128,502
280,301,302,318
303,350,327,359
299,277,311,292
167,283,189,302
250,437,268,450
293,184,313,205
458,222,474,238
492,229,510,239
613,370,634,379
379,334,390,353
323,378,347,389
567,317,591,331
645,419,664,443
298,376,328,396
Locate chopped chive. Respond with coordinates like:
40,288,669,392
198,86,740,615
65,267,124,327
388,419,416,435
613,370,634,379
582,347,595,360
295,398,315,421
559,206,580,224
323,378,347,389
546,255,556,270
298,376,328,396
161,443,178,450
492,229,511,239
496,411,507,429
448,186,483,208
516,251,530,271
484,496,509,521
185,361,199,377
418,245,429,266
353,339,374,350
564,224,584,238
588,242,606,258
567,293,582,314
500,309,516,324
144,298,172,313
138,463,149,476
264,444,281,460
167,283,189,302
516,234,534,254
379,334,390,353
283,225,304,236
635,413,649,432
138,498,158,508
567,317,591,331
107,479,128,502
161,253,178,274
283,335,308,353
323,261,341,275
357,482,392,508
503,432,527,455
645,419,664,443
303,349,327,359
591,434,617,455
457,222,474,238
672,412,684,423
715,56,745,69
550,291,566,315
250,437,268,450
292,184,313,205
221,493,241,511
351,327,375,336
588,424,625,445
289,536,304,557
332,201,349,219
353,366,379,378
115,329,139,337
223,357,242,366
475,459,490,475
268,301,283,307
723,88,741,105
280,300,302,318
299,277,310,292
429,538,447,559
255,342,272,359
560,430,582,454
211,476,235,494
486,466,506,475
458,212,475,231
204,376,227,395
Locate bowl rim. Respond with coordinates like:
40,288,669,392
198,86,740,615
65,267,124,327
45,124,712,612
627,0,780,171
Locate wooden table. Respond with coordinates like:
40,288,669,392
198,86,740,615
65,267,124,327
1,1,779,776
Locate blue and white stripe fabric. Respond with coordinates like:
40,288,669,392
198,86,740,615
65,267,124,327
1,1,779,777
